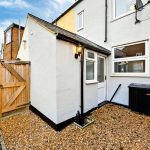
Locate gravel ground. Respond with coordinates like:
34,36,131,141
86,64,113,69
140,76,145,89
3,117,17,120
1,104,150,150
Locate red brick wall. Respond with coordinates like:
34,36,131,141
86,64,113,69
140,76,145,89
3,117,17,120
4,27,24,60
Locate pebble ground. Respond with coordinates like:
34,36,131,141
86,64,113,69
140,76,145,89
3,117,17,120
1,104,150,150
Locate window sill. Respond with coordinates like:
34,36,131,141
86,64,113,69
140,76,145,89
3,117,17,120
85,81,98,85
111,11,135,23
77,27,84,32
111,73,150,78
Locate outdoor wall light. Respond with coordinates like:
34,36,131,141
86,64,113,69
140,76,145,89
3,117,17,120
23,40,27,49
75,44,84,59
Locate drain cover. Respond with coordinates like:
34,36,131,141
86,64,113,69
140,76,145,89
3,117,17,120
74,117,94,129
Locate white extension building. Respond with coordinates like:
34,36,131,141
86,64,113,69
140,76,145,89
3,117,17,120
18,13,110,130
18,0,150,130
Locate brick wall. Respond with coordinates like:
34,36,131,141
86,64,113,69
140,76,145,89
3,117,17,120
4,26,24,60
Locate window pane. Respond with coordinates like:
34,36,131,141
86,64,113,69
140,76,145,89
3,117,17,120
115,0,135,17
97,57,104,83
88,52,95,59
114,43,145,58
115,60,145,73
78,11,83,29
86,61,94,80
6,29,11,44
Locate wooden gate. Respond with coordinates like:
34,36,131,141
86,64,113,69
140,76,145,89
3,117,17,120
0,60,30,116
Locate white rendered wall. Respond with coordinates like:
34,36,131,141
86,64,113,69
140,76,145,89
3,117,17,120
75,0,150,106
106,0,150,105
56,42,100,123
75,0,110,49
17,20,29,61
74,0,110,107
26,17,58,123
56,40,80,123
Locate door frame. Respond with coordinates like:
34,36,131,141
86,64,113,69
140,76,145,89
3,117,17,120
97,55,107,103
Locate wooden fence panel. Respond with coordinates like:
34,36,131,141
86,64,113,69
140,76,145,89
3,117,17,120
0,61,30,114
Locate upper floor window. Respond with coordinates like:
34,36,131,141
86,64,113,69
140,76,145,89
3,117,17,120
113,0,136,19
6,29,11,44
112,41,149,76
78,10,84,30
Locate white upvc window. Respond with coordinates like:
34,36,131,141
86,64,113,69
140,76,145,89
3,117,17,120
86,51,97,83
78,10,84,30
112,41,149,76
113,0,136,19
6,29,11,44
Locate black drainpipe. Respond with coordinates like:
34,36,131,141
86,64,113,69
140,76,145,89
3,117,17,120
104,0,108,42
11,28,13,60
81,48,84,122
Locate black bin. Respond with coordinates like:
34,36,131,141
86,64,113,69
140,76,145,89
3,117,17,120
128,83,150,115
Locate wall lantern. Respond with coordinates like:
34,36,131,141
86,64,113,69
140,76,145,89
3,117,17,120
75,44,84,59
23,40,27,49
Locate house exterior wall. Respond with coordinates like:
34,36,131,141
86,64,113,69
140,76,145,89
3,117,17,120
18,16,101,124
17,24,29,61
56,40,80,123
73,0,109,108
55,9,75,32
106,0,150,105
23,17,58,123
56,41,101,123
74,0,109,48
4,26,24,60
74,0,150,106
17,0,150,125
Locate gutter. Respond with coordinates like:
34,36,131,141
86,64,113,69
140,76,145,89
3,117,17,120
56,33,111,55
104,0,108,42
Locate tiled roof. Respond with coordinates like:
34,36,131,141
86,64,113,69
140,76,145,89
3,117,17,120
4,23,24,32
28,13,111,55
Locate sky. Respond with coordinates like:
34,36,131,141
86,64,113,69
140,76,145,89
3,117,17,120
0,0,74,46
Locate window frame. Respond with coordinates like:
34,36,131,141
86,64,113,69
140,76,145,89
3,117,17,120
97,55,105,83
77,10,84,31
86,50,97,83
6,29,12,44
112,0,135,20
112,41,150,77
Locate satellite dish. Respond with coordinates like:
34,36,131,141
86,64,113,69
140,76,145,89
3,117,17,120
135,0,150,24
136,0,144,11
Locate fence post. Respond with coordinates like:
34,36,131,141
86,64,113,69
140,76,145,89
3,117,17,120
0,87,2,118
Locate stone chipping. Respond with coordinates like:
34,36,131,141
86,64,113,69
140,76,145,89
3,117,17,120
1,104,150,150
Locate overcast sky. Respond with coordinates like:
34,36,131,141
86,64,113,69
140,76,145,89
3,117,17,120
0,0,74,46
